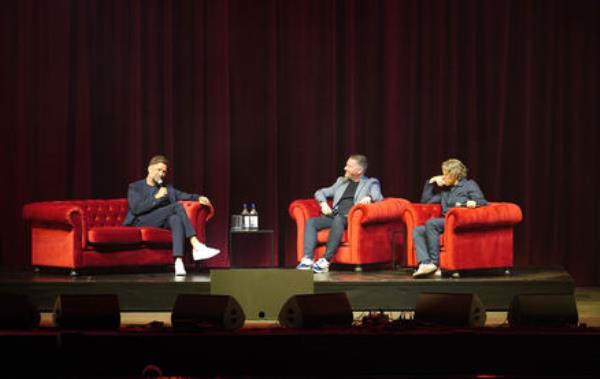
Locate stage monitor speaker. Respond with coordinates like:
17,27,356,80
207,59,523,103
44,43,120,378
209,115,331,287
171,294,245,330
0,293,40,329
278,292,353,328
211,269,313,320
508,293,578,327
414,292,486,327
53,294,120,330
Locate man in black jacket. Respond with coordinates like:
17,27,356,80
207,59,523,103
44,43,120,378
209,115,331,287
412,158,487,278
124,155,220,275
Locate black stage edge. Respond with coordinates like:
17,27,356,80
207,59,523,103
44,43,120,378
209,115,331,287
0,266,574,312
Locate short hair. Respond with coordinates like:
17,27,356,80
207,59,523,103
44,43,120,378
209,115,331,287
349,154,368,172
148,155,169,167
442,158,467,180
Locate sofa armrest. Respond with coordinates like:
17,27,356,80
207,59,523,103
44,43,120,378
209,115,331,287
402,203,443,228
445,202,523,232
288,199,323,261
348,198,410,226
400,203,442,266
23,202,84,225
347,198,409,247
181,201,215,242
288,199,322,222
23,202,87,248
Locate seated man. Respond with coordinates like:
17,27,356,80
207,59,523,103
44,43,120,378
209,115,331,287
123,155,220,276
296,154,383,273
412,158,487,278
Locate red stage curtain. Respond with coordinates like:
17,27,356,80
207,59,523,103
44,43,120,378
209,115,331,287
0,0,598,284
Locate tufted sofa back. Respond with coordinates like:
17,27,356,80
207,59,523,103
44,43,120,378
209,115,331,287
73,199,129,228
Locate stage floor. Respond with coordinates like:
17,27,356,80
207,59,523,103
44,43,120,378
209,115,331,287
1,266,599,377
0,266,575,312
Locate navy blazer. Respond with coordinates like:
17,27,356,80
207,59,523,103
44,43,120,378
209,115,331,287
123,179,199,226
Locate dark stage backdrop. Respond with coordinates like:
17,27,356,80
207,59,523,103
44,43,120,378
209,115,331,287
1,0,598,284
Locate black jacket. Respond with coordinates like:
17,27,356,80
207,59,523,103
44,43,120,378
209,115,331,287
420,178,487,215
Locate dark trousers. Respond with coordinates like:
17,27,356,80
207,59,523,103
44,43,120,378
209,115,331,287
134,203,196,257
303,215,348,261
412,217,445,266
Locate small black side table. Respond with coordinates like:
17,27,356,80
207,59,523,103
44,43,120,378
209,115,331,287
228,228,275,267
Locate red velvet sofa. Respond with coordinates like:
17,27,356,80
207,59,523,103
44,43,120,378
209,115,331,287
22,199,214,275
289,198,409,271
401,202,522,272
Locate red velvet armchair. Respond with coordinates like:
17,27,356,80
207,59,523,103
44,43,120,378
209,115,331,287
22,199,214,275
401,202,522,272
289,198,409,270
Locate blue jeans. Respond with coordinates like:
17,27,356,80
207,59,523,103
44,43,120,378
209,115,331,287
134,203,196,257
303,215,348,261
412,217,445,266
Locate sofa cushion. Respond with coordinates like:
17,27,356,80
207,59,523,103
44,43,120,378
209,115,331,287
88,227,142,245
139,227,172,245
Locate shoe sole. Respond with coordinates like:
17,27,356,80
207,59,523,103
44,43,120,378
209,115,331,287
193,249,221,261
412,269,437,278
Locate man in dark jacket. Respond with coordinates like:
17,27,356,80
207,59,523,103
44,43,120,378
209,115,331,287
412,158,487,278
124,155,220,275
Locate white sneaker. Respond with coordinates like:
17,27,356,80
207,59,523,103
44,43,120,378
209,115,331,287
312,258,330,273
174,259,187,276
412,263,438,278
296,257,314,270
434,268,442,277
193,244,221,261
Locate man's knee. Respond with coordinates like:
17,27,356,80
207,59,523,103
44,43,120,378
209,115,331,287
170,203,185,214
306,218,318,229
167,214,181,225
425,219,443,232
413,225,426,239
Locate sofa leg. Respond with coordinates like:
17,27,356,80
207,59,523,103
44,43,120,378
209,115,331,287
504,268,511,276
354,265,363,272
451,272,460,279
69,270,78,277
33,267,40,273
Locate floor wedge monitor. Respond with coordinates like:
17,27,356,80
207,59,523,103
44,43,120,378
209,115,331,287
278,292,353,328
508,293,578,327
53,294,120,330
415,292,486,327
211,269,313,320
171,294,245,330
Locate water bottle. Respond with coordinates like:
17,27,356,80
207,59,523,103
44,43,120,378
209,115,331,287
249,203,259,230
241,203,250,230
